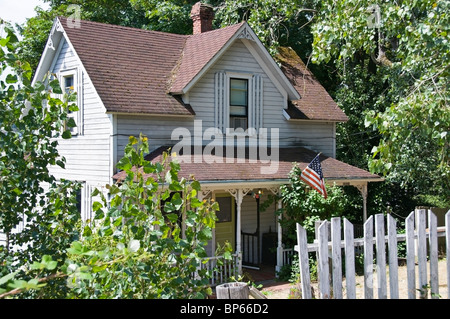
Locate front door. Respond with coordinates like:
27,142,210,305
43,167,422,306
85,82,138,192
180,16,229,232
214,194,235,252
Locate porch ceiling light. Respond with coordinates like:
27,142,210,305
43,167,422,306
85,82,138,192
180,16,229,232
253,189,263,199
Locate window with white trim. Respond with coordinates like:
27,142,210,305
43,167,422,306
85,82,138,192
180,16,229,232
59,69,82,136
214,72,263,133
230,78,248,130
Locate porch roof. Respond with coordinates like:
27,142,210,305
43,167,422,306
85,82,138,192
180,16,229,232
113,146,382,186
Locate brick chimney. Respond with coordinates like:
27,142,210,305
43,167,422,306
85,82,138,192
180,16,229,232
190,2,215,34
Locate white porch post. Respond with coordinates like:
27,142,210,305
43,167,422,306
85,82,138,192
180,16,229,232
356,183,368,223
235,189,243,275
276,196,283,273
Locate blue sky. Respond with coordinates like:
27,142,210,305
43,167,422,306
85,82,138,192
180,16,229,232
0,0,50,26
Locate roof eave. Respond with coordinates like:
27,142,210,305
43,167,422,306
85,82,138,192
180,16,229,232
328,177,385,184
282,109,349,123
32,17,63,86
106,111,195,118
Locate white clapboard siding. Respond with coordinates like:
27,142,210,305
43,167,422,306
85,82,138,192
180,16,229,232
116,115,195,160
47,39,113,223
295,209,450,299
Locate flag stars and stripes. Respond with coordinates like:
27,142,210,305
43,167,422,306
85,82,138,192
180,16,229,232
300,154,328,199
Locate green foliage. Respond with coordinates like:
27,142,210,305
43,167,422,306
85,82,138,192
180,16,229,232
130,0,201,34
311,0,450,201
2,24,218,299
215,0,317,55
64,135,218,299
0,254,60,297
0,23,81,298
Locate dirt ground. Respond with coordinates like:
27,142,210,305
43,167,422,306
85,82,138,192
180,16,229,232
259,259,448,299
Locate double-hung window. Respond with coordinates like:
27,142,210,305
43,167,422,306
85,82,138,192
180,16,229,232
214,71,263,134
229,78,248,130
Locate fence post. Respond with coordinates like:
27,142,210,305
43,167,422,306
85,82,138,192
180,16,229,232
318,221,330,298
363,215,374,299
387,214,399,298
375,214,387,299
416,209,427,298
296,223,312,299
344,218,356,299
446,211,450,300
405,211,416,299
428,210,439,299
331,217,342,299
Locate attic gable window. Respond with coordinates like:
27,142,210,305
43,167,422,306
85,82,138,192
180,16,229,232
59,69,83,136
64,75,74,94
230,78,248,130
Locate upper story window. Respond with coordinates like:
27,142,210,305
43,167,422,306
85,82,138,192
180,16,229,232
59,69,82,136
64,75,74,94
214,71,263,134
230,78,248,130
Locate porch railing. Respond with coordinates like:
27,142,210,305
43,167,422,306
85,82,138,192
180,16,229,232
196,253,240,287
282,247,295,266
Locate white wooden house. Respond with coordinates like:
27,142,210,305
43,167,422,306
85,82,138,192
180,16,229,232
30,3,382,277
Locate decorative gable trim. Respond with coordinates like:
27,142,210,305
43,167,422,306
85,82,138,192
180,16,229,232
237,27,256,41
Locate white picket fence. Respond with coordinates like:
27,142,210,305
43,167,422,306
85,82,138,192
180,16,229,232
295,209,450,299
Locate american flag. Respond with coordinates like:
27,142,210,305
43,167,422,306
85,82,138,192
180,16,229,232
300,154,327,199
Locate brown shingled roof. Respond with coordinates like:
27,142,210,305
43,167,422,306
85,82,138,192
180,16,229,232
59,18,347,122
276,47,348,122
112,146,381,183
169,22,245,94
59,17,194,116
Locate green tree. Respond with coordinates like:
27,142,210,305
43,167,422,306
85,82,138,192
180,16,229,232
18,0,320,74
64,135,218,299
0,23,81,298
1,133,219,298
214,0,318,55
310,0,449,203
130,0,203,34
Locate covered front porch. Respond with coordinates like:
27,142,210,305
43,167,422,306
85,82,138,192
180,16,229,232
197,180,378,284
155,146,384,284
114,145,383,285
